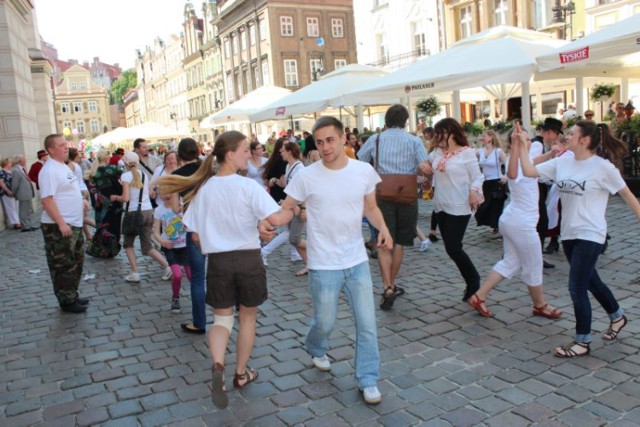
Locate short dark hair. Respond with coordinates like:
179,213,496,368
312,116,344,136
283,142,302,159
384,104,409,129
177,137,200,161
133,138,146,150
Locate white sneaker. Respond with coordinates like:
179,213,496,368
125,272,140,283
362,386,382,405
312,355,331,371
261,253,268,266
162,267,172,281
419,239,431,252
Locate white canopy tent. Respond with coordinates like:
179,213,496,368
90,127,130,148
121,122,187,141
342,26,567,128
249,64,388,126
536,13,640,114
199,86,292,128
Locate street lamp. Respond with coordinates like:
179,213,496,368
551,0,576,40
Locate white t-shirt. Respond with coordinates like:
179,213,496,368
501,158,539,227
154,203,187,248
478,148,503,180
121,170,153,212
285,160,304,186
70,162,88,191
246,157,268,189
536,155,626,244
429,147,485,216
40,159,84,227
182,174,280,254
285,159,380,270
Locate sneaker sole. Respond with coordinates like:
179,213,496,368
171,309,180,314
360,390,381,405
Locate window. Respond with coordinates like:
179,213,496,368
280,16,293,37
249,24,256,46
306,17,319,37
224,39,231,58
494,0,509,26
262,61,270,85
79,82,87,90
253,65,260,87
284,59,298,87
226,75,235,101
88,101,98,113
460,5,473,39
259,19,267,41
73,102,82,113
61,102,70,113
377,33,389,63
334,59,347,69
413,21,427,54
310,58,323,80
232,35,239,54
76,120,85,133
63,121,72,129
240,30,247,51
90,119,100,133
70,82,77,91
331,18,344,38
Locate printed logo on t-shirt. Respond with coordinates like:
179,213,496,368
557,179,586,196
67,171,79,184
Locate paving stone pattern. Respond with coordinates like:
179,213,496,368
1,197,640,426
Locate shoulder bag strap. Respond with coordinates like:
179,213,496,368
285,161,300,185
374,133,381,172
139,159,154,176
136,172,145,212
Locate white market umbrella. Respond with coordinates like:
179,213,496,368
249,64,388,123
342,26,567,107
121,122,187,140
536,13,640,78
90,127,130,147
199,85,292,128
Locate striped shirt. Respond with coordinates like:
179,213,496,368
357,128,428,174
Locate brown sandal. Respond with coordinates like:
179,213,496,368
233,367,259,389
554,342,590,358
211,362,228,409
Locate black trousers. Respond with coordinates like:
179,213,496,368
537,183,550,245
437,212,480,290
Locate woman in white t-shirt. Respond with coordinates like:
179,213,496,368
428,118,485,302
158,131,295,409
150,151,179,189
468,127,562,320
246,142,268,189
516,120,640,358
110,151,170,283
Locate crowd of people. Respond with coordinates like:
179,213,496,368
3,101,638,408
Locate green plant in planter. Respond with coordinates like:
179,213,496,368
565,116,580,128
590,83,615,102
614,114,640,139
491,120,514,133
415,96,440,124
463,121,485,136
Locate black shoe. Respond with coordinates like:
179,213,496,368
428,234,439,242
60,302,88,313
21,228,35,232
543,260,555,269
601,235,610,254
462,285,479,302
181,323,206,335
544,241,559,254
370,249,378,259
76,297,90,305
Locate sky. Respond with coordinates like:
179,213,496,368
35,0,188,70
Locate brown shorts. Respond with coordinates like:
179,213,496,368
123,210,155,254
206,249,267,309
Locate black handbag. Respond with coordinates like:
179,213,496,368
121,172,145,236
491,149,507,200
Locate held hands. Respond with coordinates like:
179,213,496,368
161,239,174,249
511,121,527,147
258,220,276,242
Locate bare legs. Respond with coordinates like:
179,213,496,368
378,244,404,292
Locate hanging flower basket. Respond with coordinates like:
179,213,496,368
415,96,440,118
590,83,615,102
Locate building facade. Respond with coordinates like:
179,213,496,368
54,64,112,139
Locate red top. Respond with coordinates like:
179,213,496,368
28,161,43,189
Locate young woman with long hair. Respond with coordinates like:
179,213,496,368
475,130,507,234
247,141,268,189
262,138,287,202
158,131,295,409
516,120,640,358
428,118,484,302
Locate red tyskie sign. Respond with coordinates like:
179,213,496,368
559,47,590,64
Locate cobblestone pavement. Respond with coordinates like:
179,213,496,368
2,196,640,426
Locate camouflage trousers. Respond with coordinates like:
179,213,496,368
41,223,84,306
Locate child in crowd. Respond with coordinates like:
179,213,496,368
153,191,191,313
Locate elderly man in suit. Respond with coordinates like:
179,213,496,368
12,155,38,231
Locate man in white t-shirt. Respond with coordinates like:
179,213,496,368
40,134,89,313
274,117,393,405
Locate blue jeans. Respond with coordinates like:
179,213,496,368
187,233,207,330
562,239,623,344
305,262,379,388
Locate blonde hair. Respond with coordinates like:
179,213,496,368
158,131,246,205
127,165,143,189
0,158,11,168
484,130,503,150
89,149,111,178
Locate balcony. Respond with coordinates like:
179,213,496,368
366,48,430,71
